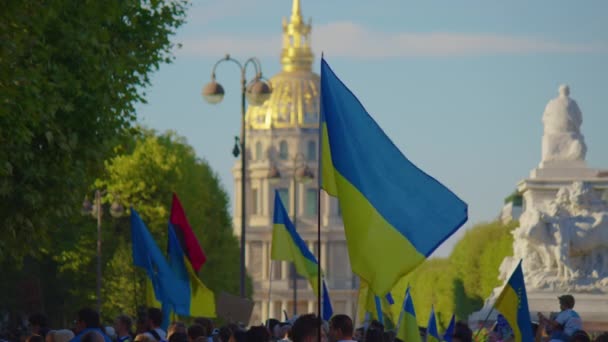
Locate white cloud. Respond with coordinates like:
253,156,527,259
176,21,608,58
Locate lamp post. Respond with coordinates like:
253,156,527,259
202,54,272,298
268,153,314,316
82,190,124,314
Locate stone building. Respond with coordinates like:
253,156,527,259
231,0,357,324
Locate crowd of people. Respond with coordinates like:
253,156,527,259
5,295,608,342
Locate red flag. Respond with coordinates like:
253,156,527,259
170,193,207,271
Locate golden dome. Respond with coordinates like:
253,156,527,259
246,0,319,130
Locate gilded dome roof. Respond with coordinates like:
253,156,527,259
246,0,319,130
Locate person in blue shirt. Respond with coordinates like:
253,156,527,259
538,295,582,342
69,308,112,342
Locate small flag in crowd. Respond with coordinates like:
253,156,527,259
493,260,533,342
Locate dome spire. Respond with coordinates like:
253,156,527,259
291,0,302,22
281,0,313,72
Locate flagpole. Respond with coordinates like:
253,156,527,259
317,53,323,336
267,259,274,324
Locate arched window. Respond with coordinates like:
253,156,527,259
307,141,316,161
255,141,263,161
279,140,289,160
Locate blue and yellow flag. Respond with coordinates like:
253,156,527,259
356,280,398,326
397,288,422,342
427,306,440,342
322,279,334,321
443,314,456,342
493,261,533,342
320,58,468,295
166,221,216,317
131,209,189,313
271,191,320,294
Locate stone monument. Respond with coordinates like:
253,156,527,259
471,85,608,332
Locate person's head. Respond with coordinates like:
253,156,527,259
193,318,213,337
265,319,280,338
26,335,44,342
114,315,133,337
594,333,608,342
187,324,206,341
233,330,247,342
81,331,105,342
29,313,48,334
167,322,187,340
168,332,188,342
245,326,269,342
570,330,590,342
290,314,321,342
134,333,154,342
329,315,354,341
218,326,233,342
364,328,384,342
558,294,575,310
369,320,384,333
354,327,365,341
47,329,74,342
147,308,163,330
76,308,101,333
452,321,472,342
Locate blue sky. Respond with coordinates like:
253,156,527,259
137,0,608,257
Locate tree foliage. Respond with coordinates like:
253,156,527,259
95,129,248,319
404,220,516,330
0,0,188,262
0,129,248,324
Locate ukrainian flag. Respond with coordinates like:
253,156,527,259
131,209,190,313
396,288,421,342
271,190,320,294
443,314,456,342
320,58,468,295
493,261,533,342
356,280,398,326
427,306,440,342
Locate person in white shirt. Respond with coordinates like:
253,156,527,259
538,294,582,341
328,315,356,342
144,308,167,342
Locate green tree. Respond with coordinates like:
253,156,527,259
96,129,249,319
399,220,517,330
0,0,188,263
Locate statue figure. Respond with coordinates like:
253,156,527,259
506,182,608,291
541,85,587,163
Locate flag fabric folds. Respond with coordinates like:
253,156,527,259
356,280,400,326
322,280,334,321
374,296,384,325
397,288,422,342
443,314,456,342
166,219,216,317
427,306,440,342
271,191,320,294
320,58,468,295
170,193,207,271
131,208,189,312
493,261,533,342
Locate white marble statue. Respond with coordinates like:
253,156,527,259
541,85,587,163
502,182,608,292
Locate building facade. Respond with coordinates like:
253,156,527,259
231,0,358,324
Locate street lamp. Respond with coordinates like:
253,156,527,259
82,190,124,314
202,54,272,298
268,153,314,315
